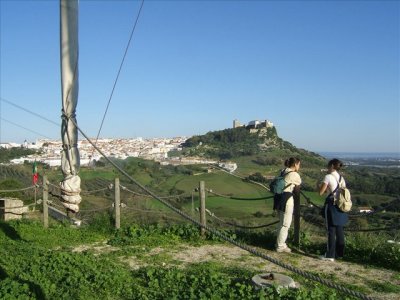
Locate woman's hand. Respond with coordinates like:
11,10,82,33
319,182,328,196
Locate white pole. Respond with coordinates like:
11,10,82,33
59,0,82,213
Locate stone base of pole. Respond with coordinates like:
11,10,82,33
252,273,297,291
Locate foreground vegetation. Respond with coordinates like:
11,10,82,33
1,218,399,300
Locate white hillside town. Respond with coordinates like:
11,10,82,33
2,137,185,166
0,137,238,172
1,119,274,172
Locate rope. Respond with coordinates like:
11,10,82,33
71,119,373,300
348,199,400,217
81,187,110,195
48,181,112,196
202,207,279,229
208,190,274,201
48,190,62,200
123,205,189,222
121,184,190,199
346,224,400,232
301,213,400,233
0,185,37,193
47,182,60,190
79,205,113,212
211,164,270,191
300,192,400,219
300,191,322,209
208,212,279,229
0,202,37,210
47,202,65,211
124,205,183,215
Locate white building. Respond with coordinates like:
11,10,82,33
218,162,238,173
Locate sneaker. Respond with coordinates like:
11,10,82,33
276,247,291,253
319,255,335,262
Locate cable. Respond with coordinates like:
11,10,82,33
0,117,53,140
91,0,145,158
0,97,59,126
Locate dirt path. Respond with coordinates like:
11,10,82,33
73,241,398,300
161,244,399,300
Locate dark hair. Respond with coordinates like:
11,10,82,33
328,158,343,171
284,157,300,168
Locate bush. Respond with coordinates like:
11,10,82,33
341,233,400,271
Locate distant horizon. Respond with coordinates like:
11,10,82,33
317,151,400,159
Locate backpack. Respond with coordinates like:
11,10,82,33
269,170,292,195
334,175,352,212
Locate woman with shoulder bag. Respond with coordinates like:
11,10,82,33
318,158,349,261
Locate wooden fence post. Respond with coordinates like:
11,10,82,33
43,175,48,228
199,181,206,236
115,177,120,229
293,192,300,247
191,190,194,215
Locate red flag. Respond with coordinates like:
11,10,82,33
32,161,38,184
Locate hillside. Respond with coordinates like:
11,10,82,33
180,126,328,191
179,126,400,196
181,126,324,163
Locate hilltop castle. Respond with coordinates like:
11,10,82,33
233,119,274,130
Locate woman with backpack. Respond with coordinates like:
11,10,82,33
319,158,349,261
275,157,302,253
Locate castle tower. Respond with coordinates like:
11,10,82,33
233,119,242,128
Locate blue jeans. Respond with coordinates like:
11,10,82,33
324,204,345,258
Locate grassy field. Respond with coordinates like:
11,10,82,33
0,161,397,231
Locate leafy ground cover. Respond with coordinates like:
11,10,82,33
0,219,399,300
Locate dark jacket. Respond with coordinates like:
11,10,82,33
274,186,300,212
324,195,349,226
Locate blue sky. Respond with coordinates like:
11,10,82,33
1,0,399,153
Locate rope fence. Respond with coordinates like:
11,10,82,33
120,184,190,199
1,167,398,299
0,185,37,193
63,119,386,299
207,189,274,201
